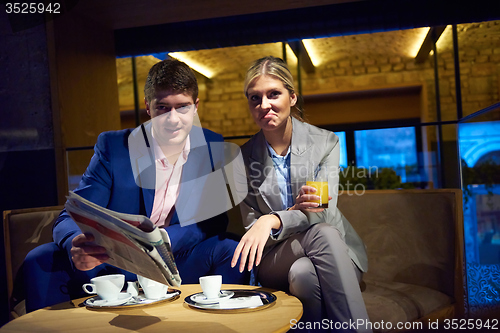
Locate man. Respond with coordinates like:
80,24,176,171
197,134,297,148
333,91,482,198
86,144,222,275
24,58,247,312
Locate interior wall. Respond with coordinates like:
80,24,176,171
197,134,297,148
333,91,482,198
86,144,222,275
49,12,121,199
0,10,58,326
196,25,499,142
303,86,422,126
52,13,121,148
199,59,431,136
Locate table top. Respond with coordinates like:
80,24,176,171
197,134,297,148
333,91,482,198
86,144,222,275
1,284,302,333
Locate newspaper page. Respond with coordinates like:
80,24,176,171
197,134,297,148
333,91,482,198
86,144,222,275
65,191,181,287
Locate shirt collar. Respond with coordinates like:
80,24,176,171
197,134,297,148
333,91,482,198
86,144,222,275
265,140,290,161
151,131,191,168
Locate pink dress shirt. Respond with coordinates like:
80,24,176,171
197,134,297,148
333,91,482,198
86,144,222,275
149,134,190,227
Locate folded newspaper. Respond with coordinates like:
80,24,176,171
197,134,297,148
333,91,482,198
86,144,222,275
65,191,181,287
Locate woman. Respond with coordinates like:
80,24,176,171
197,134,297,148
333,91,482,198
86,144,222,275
231,56,371,330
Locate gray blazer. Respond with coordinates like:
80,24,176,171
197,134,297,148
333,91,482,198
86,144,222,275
240,117,368,272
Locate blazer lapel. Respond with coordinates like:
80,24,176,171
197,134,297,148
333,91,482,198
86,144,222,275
143,187,155,218
290,118,314,200
127,121,156,217
173,129,222,226
248,131,282,212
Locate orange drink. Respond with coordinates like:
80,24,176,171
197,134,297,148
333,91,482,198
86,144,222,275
306,181,329,208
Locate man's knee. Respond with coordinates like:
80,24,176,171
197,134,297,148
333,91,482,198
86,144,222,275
213,234,239,256
25,242,66,273
24,243,72,312
209,235,249,285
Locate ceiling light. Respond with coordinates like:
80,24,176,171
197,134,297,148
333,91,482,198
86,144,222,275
285,43,298,65
168,52,215,78
302,39,321,66
436,25,452,50
409,27,430,58
414,26,448,63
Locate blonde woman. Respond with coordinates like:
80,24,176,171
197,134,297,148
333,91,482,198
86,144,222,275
231,56,371,331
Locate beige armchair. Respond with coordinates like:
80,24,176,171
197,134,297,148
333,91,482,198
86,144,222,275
3,206,63,320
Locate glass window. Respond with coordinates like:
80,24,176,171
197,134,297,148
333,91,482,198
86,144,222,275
336,131,348,168
355,127,417,183
459,121,500,167
459,117,500,265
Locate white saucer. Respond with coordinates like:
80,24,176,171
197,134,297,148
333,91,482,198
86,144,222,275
84,292,133,307
137,291,179,303
190,290,234,304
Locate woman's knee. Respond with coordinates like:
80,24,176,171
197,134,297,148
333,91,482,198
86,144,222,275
309,223,341,238
288,257,320,297
306,223,347,253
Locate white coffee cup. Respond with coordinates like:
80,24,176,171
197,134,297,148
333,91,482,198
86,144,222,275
82,274,125,301
199,275,222,299
137,275,168,300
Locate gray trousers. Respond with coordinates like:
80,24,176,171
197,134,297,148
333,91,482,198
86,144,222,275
258,223,371,333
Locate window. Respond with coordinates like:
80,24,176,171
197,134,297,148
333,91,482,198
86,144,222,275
336,131,348,168
354,127,418,183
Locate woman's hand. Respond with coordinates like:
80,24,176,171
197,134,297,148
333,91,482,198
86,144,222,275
288,185,332,213
231,214,281,273
71,233,109,271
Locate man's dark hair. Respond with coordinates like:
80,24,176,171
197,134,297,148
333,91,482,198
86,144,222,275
144,58,198,103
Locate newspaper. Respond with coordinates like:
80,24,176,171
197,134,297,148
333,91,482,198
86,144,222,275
65,191,181,287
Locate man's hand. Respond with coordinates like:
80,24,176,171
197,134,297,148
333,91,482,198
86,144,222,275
71,233,109,271
231,214,281,273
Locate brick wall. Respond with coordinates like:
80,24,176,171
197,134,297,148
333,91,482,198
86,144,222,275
198,72,260,137
197,26,499,139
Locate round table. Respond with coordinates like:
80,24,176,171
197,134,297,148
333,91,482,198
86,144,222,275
1,284,302,333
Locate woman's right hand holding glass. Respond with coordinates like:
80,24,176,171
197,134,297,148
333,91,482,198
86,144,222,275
289,185,332,213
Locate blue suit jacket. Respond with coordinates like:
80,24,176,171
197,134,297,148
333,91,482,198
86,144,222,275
53,125,229,262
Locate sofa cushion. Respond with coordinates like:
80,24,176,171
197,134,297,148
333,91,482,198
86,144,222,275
339,190,459,299
363,280,453,332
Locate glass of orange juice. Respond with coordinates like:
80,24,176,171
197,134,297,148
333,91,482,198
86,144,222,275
306,163,329,208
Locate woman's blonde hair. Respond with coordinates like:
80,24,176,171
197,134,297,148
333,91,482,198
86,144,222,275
243,56,304,121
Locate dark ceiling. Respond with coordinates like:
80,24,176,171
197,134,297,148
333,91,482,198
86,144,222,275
73,0,362,30
109,0,500,57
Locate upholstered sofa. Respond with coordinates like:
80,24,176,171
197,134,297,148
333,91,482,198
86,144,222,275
337,189,464,331
4,189,464,331
227,189,465,331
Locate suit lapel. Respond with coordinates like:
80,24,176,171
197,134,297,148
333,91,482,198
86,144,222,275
176,127,211,200
248,131,282,212
171,128,214,225
177,146,207,200
143,187,155,218
289,117,314,199
132,121,156,188
127,121,156,217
